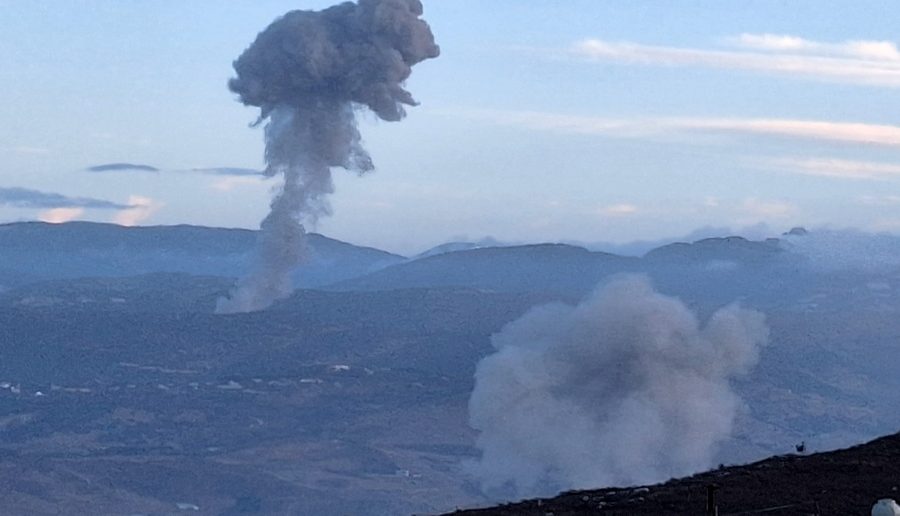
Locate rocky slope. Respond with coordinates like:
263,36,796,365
447,431,900,515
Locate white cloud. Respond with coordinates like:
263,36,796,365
210,175,265,192
114,195,163,226
38,207,84,224
598,203,639,217
741,198,797,219
453,108,900,148
0,146,50,155
708,119,900,147
732,34,816,53
765,157,900,180
857,194,900,206
847,41,900,62
733,33,900,61
572,36,900,87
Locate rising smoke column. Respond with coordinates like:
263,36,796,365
217,0,439,313
467,275,768,498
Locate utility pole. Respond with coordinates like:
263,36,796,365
706,484,719,516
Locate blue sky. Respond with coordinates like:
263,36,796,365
2,1,900,254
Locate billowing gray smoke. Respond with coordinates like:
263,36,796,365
467,275,767,498
217,0,439,313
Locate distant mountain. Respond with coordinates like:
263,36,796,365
0,221,404,289
413,238,510,260
643,236,785,266
330,244,640,297
329,237,800,306
572,225,784,257
637,236,805,314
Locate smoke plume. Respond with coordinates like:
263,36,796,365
217,0,439,313
467,275,767,498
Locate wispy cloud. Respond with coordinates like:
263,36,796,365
0,187,161,227
857,194,900,206
210,175,266,192
0,187,129,210
3,146,51,156
741,197,797,219
454,108,900,148
191,167,263,176
39,207,85,224
597,203,639,217
732,34,900,61
113,195,163,226
765,157,900,180
83,164,263,177
192,167,265,192
86,162,159,173
572,34,900,87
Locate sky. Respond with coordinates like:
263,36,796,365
2,1,900,255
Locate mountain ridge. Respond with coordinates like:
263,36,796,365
0,221,405,289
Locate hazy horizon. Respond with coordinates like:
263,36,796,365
4,1,900,254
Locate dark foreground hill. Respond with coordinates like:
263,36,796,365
445,431,900,516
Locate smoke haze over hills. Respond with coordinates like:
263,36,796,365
468,275,767,497
0,221,900,514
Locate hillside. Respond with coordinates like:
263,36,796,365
2,224,900,513
445,431,900,515
643,236,785,265
0,286,554,515
330,244,639,296
0,273,230,313
0,221,404,288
